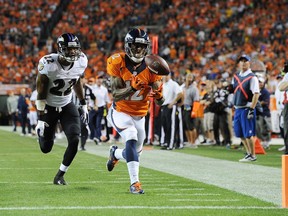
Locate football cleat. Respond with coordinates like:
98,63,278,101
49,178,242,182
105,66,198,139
107,145,119,172
250,155,257,161
93,138,98,145
130,182,144,194
53,175,67,185
239,153,252,162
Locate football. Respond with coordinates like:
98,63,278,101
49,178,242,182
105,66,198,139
145,54,170,75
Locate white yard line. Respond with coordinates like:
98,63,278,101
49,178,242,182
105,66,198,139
0,206,281,211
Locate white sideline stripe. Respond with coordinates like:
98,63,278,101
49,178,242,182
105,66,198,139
0,206,280,211
0,181,127,184
170,199,240,202
0,181,127,185
160,193,221,196
148,188,205,191
151,184,193,186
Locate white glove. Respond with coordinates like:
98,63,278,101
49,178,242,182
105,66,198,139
79,105,89,125
35,120,49,137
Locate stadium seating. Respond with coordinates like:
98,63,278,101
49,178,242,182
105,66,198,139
1,0,288,91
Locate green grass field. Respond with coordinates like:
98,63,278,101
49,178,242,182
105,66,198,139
0,128,287,216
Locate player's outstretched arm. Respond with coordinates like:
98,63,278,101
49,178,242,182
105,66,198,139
111,76,135,102
151,80,164,106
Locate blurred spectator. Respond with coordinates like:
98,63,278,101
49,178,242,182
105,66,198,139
201,81,216,145
28,89,38,135
90,74,111,144
195,81,208,144
182,73,199,148
256,76,271,149
160,72,183,150
6,90,19,132
277,62,288,155
274,74,285,151
211,79,231,147
17,88,31,136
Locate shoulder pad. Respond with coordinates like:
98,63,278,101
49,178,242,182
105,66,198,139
38,54,58,74
38,55,49,74
107,53,125,66
78,52,88,68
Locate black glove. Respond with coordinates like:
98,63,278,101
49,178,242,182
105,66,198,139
247,108,254,120
78,105,89,125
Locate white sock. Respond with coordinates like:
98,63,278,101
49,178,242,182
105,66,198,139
59,163,69,172
127,161,139,185
114,148,124,160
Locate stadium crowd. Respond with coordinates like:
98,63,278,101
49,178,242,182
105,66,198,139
2,0,288,151
1,0,288,87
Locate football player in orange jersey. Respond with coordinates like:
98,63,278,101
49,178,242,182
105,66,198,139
106,28,164,194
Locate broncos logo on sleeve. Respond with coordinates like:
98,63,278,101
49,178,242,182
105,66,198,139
107,52,161,116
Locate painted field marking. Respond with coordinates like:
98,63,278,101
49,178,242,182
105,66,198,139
151,183,196,186
148,188,205,191
158,193,221,196
170,199,240,202
0,206,281,211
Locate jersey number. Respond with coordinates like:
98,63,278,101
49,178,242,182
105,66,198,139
44,56,54,64
50,79,77,96
124,80,144,101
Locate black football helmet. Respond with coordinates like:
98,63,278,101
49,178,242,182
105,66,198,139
57,33,81,62
124,28,150,63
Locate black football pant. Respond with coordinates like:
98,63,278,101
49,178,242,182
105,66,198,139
39,102,80,166
213,112,231,145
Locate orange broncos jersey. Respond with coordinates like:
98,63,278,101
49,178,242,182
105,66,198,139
107,52,161,116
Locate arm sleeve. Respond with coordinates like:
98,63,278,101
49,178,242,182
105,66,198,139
250,76,260,94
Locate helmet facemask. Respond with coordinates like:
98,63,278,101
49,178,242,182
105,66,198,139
126,42,149,63
60,46,81,62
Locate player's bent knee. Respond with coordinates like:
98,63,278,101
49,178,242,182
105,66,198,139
39,139,54,153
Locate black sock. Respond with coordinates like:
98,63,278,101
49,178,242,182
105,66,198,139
56,170,65,177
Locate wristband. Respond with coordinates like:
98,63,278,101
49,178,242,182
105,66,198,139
80,99,86,105
36,100,46,111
